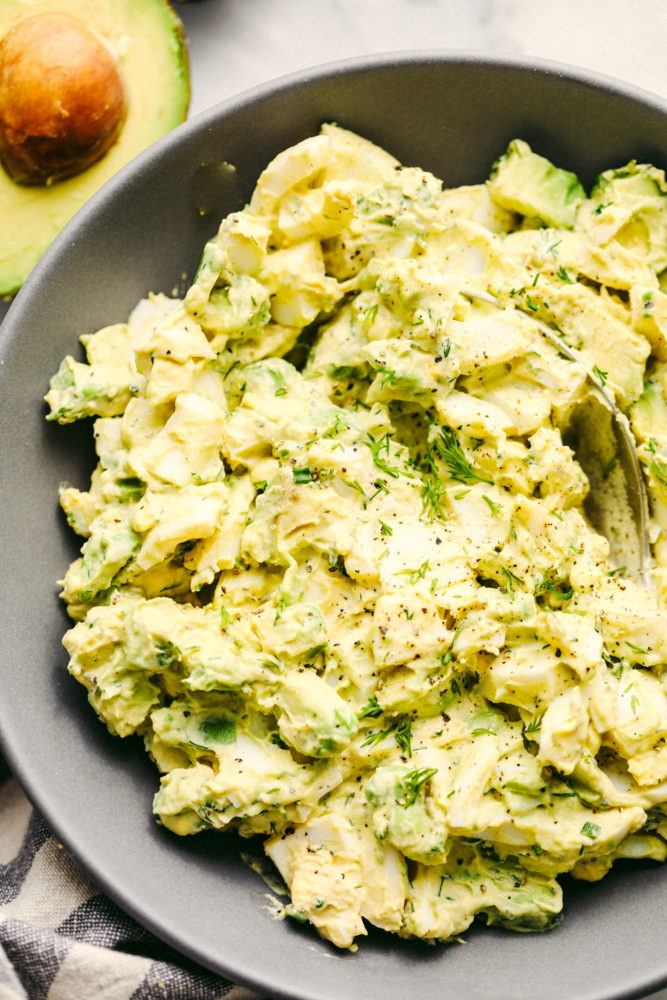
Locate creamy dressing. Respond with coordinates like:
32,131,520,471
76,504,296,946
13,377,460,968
46,126,667,950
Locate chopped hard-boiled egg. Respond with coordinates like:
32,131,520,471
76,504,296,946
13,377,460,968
47,127,667,951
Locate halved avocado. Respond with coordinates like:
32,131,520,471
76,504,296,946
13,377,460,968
0,0,189,296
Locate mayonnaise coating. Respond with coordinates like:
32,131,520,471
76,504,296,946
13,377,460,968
47,126,667,950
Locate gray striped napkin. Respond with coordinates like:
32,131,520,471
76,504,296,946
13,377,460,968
0,755,264,1000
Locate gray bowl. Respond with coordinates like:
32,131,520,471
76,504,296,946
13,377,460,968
1,52,667,1000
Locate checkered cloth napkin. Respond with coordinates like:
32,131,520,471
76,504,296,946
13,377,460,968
0,753,265,1000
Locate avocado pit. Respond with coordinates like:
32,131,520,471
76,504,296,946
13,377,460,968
0,11,126,185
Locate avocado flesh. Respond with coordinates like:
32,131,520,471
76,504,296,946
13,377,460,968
488,138,585,229
0,0,189,296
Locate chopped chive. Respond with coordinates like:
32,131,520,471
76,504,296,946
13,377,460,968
292,467,313,484
580,821,601,840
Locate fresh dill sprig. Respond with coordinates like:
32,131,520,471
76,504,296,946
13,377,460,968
525,709,546,734
359,696,383,719
481,494,502,516
362,714,414,757
395,767,438,807
421,473,448,521
365,433,401,478
430,427,493,485
397,560,430,584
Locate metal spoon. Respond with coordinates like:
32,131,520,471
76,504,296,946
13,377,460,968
462,287,652,589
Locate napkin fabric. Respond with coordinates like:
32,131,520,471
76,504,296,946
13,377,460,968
0,753,264,1000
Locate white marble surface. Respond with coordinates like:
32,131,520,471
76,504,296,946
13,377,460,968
177,0,667,118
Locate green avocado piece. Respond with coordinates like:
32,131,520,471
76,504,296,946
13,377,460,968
488,139,585,229
406,842,563,940
365,764,447,864
60,512,140,605
591,161,667,202
0,0,189,295
265,667,359,758
631,380,667,445
588,162,667,272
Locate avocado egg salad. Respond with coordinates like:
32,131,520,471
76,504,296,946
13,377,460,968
45,126,667,950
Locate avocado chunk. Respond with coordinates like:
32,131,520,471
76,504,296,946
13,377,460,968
488,139,585,229
0,0,189,295
631,379,667,445
587,162,667,274
591,161,667,202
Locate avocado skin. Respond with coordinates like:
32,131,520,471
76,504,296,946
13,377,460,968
0,0,190,296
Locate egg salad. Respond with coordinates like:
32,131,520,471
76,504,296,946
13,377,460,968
46,126,667,950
